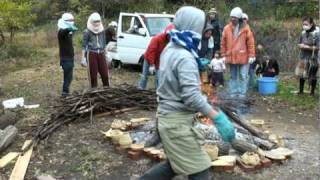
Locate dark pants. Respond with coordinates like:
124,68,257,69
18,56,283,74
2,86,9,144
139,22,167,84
139,160,210,180
60,58,74,94
299,78,317,95
88,51,109,88
211,71,224,87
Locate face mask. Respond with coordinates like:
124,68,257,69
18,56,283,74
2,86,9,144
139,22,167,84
303,25,311,31
65,21,74,26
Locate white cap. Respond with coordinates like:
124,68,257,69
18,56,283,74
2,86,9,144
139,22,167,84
242,13,248,20
90,12,101,22
62,13,74,21
230,7,243,19
108,21,117,27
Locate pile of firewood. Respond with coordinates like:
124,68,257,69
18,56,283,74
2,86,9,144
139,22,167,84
32,84,157,144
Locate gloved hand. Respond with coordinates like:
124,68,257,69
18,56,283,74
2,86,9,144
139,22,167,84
248,57,256,64
67,25,78,32
149,65,156,75
81,57,87,67
212,111,235,142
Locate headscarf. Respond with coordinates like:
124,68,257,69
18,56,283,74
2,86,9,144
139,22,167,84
87,12,104,34
57,13,74,30
170,6,206,70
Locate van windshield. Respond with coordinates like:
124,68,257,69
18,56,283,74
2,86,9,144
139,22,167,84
145,17,173,36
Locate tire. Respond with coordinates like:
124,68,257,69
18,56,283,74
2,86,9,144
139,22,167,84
111,59,122,69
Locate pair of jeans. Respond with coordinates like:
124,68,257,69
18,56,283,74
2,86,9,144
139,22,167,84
229,64,248,96
139,160,210,180
88,51,110,88
248,63,256,89
138,59,159,90
60,58,74,94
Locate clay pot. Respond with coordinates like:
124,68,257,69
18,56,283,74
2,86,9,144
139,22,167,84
106,129,123,144
203,144,219,161
241,152,260,166
130,143,145,151
118,132,132,148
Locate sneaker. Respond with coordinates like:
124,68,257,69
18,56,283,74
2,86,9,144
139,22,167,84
61,92,69,98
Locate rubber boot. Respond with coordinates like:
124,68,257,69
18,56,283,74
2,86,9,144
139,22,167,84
299,78,305,94
310,80,317,96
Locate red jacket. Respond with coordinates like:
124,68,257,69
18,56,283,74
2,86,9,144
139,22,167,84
144,33,169,69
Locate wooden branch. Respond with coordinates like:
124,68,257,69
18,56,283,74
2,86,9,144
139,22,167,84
221,106,267,140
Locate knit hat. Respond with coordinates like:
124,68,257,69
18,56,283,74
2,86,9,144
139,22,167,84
208,8,217,14
62,13,74,21
242,13,249,20
230,7,243,19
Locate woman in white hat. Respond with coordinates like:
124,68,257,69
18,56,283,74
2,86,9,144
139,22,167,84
82,12,110,88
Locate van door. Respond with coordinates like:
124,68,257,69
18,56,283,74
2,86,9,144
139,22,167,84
117,13,151,64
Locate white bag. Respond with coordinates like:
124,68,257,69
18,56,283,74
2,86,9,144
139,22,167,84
81,57,87,67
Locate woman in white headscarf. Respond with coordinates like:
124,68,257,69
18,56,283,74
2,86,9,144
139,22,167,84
57,13,78,97
82,12,110,88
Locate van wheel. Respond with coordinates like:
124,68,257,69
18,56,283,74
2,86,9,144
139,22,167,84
111,60,122,69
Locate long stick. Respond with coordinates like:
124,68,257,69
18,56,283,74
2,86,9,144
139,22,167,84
221,106,267,140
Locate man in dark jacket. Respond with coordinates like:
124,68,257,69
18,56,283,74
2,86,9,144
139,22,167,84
57,13,78,97
105,21,117,45
207,8,223,55
256,55,279,77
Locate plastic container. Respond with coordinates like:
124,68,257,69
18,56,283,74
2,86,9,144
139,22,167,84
257,77,278,95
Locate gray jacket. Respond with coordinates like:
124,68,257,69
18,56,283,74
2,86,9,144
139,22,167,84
82,29,106,51
157,6,212,116
299,26,319,61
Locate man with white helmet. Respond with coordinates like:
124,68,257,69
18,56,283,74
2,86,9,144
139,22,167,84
221,7,256,98
106,21,118,45
57,13,78,97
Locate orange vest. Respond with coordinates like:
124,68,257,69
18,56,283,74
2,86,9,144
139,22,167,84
221,22,256,64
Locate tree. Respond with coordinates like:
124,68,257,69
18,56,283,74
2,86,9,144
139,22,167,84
0,0,34,43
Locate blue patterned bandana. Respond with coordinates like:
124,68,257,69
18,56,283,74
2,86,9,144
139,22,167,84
169,29,205,71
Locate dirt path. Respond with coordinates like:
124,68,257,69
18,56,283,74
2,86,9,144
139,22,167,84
0,63,319,180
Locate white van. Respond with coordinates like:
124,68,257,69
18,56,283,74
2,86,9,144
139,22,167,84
107,12,174,67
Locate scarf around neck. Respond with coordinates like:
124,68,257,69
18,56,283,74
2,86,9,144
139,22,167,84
169,29,205,71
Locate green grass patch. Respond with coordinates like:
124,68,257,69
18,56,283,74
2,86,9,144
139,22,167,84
276,77,319,110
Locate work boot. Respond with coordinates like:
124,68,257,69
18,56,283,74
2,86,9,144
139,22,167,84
298,78,305,95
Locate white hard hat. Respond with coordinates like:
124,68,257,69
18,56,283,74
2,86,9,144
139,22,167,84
109,21,118,27
242,13,249,20
230,7,243,19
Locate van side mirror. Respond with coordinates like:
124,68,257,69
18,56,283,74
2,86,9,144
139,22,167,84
138,28,147,36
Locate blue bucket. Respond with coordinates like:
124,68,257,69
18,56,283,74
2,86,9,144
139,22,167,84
257,77,278,95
